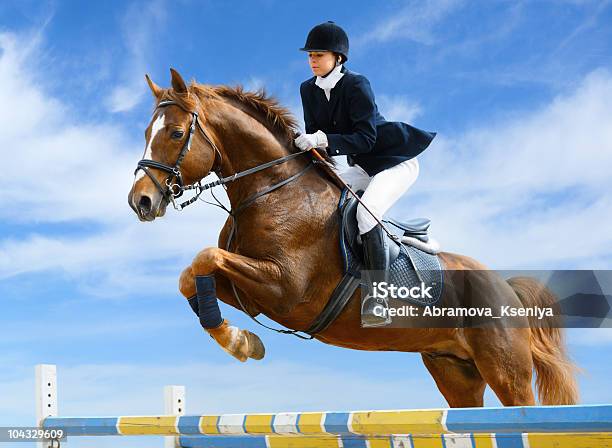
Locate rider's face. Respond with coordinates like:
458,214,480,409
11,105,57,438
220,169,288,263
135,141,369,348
308,51,340,76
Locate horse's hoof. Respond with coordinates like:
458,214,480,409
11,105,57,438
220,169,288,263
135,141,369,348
245,331,265,360
207,321,264,362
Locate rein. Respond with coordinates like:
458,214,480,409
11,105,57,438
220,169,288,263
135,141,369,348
176,148,312,211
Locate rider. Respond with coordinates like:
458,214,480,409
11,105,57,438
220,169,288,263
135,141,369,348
295,21,436,275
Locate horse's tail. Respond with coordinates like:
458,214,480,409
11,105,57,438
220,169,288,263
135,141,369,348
506,276,579,405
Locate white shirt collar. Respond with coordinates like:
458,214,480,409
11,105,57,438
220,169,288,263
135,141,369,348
315,64,344,100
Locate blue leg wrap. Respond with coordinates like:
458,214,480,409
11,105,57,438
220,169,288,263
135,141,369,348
195,275,223,329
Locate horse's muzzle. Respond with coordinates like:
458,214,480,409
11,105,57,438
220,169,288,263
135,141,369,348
128,189,167,221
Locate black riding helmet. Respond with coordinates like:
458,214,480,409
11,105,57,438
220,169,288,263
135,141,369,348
299,21,349,63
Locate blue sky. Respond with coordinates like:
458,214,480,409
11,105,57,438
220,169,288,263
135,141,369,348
1,1,612,447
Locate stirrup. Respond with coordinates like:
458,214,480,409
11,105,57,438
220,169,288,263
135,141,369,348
360,293,392,328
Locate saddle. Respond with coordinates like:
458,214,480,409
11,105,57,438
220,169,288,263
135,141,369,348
305,188,444,335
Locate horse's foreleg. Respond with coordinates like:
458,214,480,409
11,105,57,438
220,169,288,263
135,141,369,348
178,247,281,362
179,265,266,362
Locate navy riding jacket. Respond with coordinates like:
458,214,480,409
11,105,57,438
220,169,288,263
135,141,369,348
300,65,436,176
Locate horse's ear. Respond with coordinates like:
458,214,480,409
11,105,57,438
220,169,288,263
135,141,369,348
145,74,162,98
170,68,188,93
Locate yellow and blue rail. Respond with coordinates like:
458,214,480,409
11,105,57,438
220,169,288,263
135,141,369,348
36,365,612,448
42,406,612,447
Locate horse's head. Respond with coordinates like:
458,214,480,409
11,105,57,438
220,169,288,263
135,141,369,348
128,69,221,221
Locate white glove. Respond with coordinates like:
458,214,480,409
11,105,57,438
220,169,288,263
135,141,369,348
294,130,328,151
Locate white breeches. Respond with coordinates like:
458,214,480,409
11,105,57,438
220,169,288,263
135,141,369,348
332,157,420,234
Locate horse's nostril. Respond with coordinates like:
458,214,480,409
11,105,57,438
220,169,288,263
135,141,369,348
138,195,153,215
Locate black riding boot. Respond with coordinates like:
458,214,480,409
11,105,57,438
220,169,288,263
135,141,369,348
361,223,389,273
360,223,391,327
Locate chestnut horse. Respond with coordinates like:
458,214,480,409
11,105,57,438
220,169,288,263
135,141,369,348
128,69,578,407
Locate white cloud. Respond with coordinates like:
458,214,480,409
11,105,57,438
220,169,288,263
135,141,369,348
0,32,64,138
376,94,422,122
0,31,138,225
428,69,612,193
409,68,612,268
0,30,227,295
104,0,166,113
353,0,463,47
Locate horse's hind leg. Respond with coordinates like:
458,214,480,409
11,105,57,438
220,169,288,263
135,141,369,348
467,328,536,406
421,353,486,407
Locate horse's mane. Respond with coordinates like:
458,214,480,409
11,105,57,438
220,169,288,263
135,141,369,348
159,82,335,165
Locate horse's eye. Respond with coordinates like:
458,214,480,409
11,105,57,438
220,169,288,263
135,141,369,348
171,130,184,139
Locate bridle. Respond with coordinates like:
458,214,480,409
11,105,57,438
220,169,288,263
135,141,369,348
134,99,313,211
134,99,222,210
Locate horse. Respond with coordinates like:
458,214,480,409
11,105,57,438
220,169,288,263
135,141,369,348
127,68,578,407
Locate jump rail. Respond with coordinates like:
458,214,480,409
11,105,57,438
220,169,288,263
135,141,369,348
36,364,612,448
